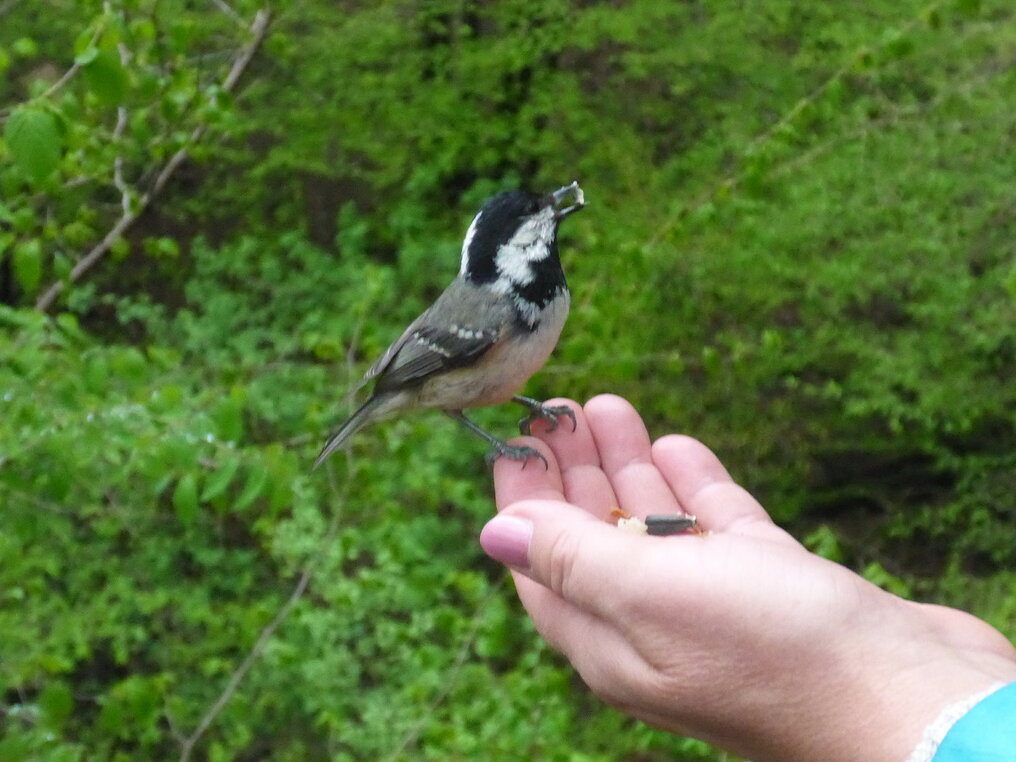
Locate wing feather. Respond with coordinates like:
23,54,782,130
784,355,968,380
373,324,497,392
359,278,513,392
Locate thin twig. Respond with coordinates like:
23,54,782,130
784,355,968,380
176,318,362,761
0,0,24,18
0,23,104,120
112,41,132,216
176,441,348,762
768,67,1008,182
0,481,75,516
34,23,102,101
176,535,328,762
382,578,505,761
113,108,130,216
645,0,946,248
35,8,273,312
210,0,246,27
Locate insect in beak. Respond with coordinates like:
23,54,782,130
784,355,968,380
550,180,585,219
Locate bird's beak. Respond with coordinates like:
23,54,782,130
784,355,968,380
550,180,585,219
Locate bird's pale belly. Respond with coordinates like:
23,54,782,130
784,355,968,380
416,295,569,410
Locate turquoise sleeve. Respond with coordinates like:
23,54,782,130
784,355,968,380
932,682,1016,761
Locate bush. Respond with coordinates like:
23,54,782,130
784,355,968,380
2,0,1013,758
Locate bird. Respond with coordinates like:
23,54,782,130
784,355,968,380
314,181,585,469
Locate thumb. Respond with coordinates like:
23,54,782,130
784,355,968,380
480,500,650,617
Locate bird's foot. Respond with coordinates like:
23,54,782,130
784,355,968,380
515,398,577,436
484,441,548,470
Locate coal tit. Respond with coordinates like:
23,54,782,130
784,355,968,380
315,181,585,468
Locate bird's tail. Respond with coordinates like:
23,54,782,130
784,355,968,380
313,395,390,469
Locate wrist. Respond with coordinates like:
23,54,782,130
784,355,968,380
904,681,1012,762
782,602,1016,762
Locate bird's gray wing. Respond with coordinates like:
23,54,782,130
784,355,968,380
362,316,425,386
364,279,514,392
372,324,498,392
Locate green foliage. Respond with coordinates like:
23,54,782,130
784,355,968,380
1,0,1014,759
4,106,62,183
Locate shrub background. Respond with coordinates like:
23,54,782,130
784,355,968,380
1,1,1014,759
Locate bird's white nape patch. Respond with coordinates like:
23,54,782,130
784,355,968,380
458,211,483,275
494,207,556,286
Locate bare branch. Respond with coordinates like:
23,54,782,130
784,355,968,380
383,578,506,761
113,109,131,216
112,42,133,216
176,317,362,762
176,461,348,762
176,537,323,762
210,0,246,28
0,23,104,119
35,8,273,312
645,0,947,248
0,0,25,18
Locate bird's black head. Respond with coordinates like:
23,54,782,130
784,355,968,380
458,182,584,288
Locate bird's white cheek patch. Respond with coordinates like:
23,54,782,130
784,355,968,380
495,244,544,284
495,212,555,285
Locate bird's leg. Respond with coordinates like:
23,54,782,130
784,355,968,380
444,410,548,469
512,395,577,436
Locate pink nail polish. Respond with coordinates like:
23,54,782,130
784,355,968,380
480,515,532,569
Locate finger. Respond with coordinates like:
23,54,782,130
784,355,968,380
528,397,600,469
584,395,682,518
493,437,565,510
511,572,658,705
481,500,695,624
529,397,617,519
512,572,621,657
651,435,774,532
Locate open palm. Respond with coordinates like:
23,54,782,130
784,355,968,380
486,395,1016,762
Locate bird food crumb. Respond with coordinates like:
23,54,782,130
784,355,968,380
611,509,698,536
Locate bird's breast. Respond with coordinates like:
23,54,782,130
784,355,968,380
417,291,570,409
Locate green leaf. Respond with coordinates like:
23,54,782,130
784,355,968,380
234,466,268,512
62,220,95,247
74,46,99,65
212,392,245,443
862,562,912,597
82,48,128,105
1005,262,1016,299
803,525,844,563
954,0,982,17
172,473,199,523
84,353,110,393
12,38,38,58
200,457,241,502
13,239,43,293
11,207,35,232
143,236,181,258
73,23,99,57
110,235,130,259
38,680,74,731
4,107,62,183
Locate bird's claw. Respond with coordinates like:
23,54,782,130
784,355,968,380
518,403,577,436
485,443,548,470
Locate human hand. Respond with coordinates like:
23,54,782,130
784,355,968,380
481,395,1016,762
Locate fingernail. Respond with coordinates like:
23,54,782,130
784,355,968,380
480,515,532,569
